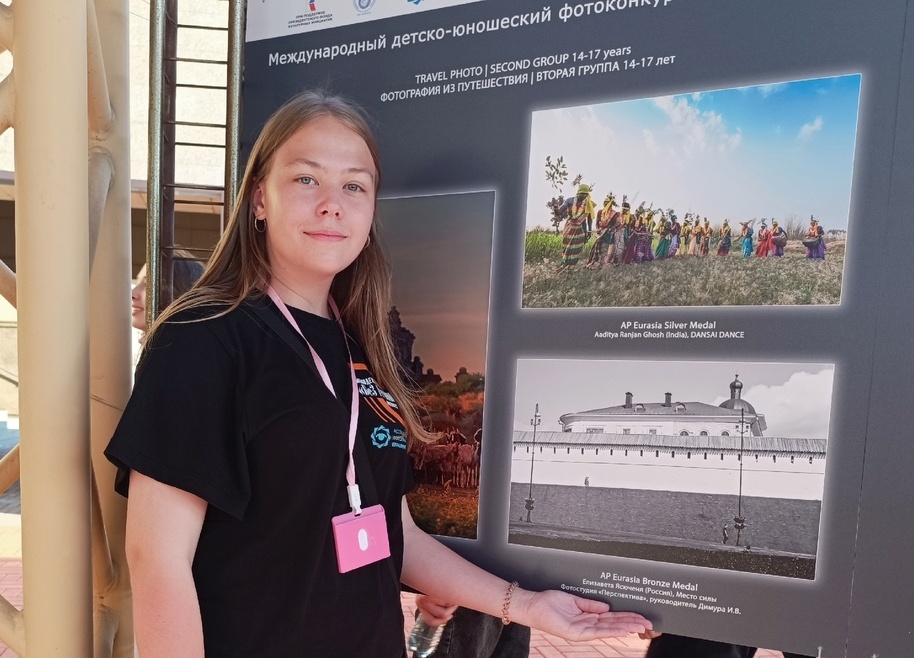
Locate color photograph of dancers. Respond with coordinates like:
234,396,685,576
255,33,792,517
522,74,861,308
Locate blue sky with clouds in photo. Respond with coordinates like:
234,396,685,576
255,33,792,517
525,74,861,231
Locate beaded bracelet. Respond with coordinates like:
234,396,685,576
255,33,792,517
501,580,519,625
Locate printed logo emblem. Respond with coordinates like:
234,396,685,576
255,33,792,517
354,0,376,11
371,425,392,448
287,1,331,29
407,0,422,5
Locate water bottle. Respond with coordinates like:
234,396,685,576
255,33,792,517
407,615,446,658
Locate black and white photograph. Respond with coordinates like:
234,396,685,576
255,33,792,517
509,359,833,579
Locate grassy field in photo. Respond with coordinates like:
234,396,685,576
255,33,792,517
522,231,845,308
406,485,479,539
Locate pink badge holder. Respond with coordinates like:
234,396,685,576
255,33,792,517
332,483,390,573
332,503,391,573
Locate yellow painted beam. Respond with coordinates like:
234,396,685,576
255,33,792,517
89,0,135,655
14,0,93,654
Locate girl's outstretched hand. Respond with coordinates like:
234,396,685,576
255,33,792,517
517,589,652,642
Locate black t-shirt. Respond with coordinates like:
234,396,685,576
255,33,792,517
105,300,413,657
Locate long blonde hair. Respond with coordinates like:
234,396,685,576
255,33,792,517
148,90,433,443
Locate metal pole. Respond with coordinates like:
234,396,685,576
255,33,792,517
14,0,93,654
738,409,744,518
146,0,167,327
224,0,246,226
159,0,178,311
525,404,540,523
734,408,747,546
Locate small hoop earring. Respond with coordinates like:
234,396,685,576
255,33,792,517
364,234,372,249
254,217,266,233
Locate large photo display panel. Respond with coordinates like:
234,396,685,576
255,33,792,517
242,0,912,654
522,75,859,308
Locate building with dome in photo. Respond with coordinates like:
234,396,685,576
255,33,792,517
509,367,831,578
558,375,767,438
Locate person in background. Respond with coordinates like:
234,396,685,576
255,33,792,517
584,193,619,269
680,219,692,257
770,220,787,257
804,217,826,260
755,222,772,257
668,213,681,258
717,220,732,256
688,217,701,256
698,217,713,257
557,183,595,270
130,249,206,333
740,221,754,258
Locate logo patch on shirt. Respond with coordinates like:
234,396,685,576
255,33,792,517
371,425,407,450
371,426,391,448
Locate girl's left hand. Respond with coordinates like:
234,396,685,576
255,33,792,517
515,589,652,641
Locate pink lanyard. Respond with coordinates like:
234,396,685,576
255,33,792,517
266,287,364,515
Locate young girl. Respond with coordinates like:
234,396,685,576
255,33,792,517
105,90,650,657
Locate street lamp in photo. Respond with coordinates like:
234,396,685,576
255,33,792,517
525,403,541,523
733,407,752,546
